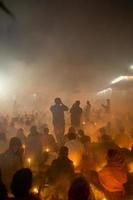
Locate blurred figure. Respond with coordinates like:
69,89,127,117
41,127,57,152
16,128,27,145
84,100,91,122
65,132,84,167
0,137,23,189
102,99,111,114
70,101,82,130
98,149,127,200
0,131,8,153
68,176,95,200
0,169,7,200
50,98,68,146
10,168,40,200
26,126,42,165
64,127,76,143
47,146,74,184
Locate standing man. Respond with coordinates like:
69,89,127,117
50,98,68,146
70,100,82,130
84,100,91,122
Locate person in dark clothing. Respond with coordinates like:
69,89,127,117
68,176,95,200
70,101,82,130
48,146,75,184
41,127,57,152
0,137,23,190
50,98,68,146
84,100,91,122
0,169,7,200
10,168,40,200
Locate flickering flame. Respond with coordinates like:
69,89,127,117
22,144,26,149
45,148,50,152
82,121,86,125
33,187,39,194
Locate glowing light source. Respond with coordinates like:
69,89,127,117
22,144,26,149
45,148,50,153
82,121,86,125
73,162,77,167
130,65,133,70
0,76,11,97
97,88,112,96
27,157,31,168
111,76,129,84
33,187,39,194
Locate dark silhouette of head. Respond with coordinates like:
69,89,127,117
9,137,22,153
68,132,76,141
44,127,49,135
75,100,80,106
30,126,37,135
78,129,85,137
87,101,90,105
68,127,76,134
59,146,69,158
55,98,62,105
68,176,90,200
11,168,32,198
107,149,125,165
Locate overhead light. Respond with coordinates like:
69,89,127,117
97,88,112,95
111,76,128,84
130,65,133,70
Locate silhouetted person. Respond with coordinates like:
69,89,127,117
102,99,111,114
16,128,27,145
48,146,74,184
50,98,68,146
41,127,57,152
26,126,42,165
68,176,95,200
0,137,23,190
10,168,40,200
0,169,7,200
70,101,82,129
98,149,127,200
84,100,91,122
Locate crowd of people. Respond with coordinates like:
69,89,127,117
0,97,133,200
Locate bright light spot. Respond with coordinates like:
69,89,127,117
27,158,31,163
82,121,86,125
130,65,133,70
0,76,11,97
73,162,77,167
111,76,128,84
97,88,112,96
22,145,26,149
33,187,39,194
45,148,50,152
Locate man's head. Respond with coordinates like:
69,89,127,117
9,137,22,153
11,168,32,198
75,100,80,106
55,98,62,105
59,146,69,157
107,149,125,165
87,101,90,105
30,125,37,135
68,132,76,141
44,127,49,135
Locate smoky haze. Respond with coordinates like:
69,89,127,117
0,0,133,100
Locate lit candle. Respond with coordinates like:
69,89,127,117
82,121,86,125
33,187,39,194
45,148,50,153
27,157,31,168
